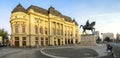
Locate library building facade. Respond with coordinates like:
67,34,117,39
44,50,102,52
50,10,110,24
10,4,81,47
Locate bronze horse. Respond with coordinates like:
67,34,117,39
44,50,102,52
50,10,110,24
80,20,96,34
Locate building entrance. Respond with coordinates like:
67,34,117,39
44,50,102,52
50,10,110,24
22,37,26,47
58,39,60,45
15,37,19,47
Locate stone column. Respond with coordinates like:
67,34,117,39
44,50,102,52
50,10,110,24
73,38,75,44
19,36,22,47
63,38,65,45
26,36,29,47
55,22,56,35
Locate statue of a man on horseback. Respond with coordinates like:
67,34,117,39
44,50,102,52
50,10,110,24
80,20,96,34
86,20,90,28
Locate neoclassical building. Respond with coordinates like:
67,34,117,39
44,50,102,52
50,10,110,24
10,4,81,47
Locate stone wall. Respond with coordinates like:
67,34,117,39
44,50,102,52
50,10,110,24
80,34,96,46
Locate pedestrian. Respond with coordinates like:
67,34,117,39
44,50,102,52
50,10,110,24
109,45,112,52
106,42,113,52
106,42,110,52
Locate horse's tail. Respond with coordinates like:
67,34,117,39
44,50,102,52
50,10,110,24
80,25,83,28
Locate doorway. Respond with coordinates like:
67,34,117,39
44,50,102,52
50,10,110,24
58,39,60,45
15,37,19,47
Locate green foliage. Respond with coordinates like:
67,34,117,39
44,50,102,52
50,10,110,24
103,37,113,42
0,28,8,44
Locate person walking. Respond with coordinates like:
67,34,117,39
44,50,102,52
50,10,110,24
106,42,113,52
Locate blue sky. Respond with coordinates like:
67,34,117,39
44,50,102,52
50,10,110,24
0,0,120,35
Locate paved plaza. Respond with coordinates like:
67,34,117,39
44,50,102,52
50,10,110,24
0,43,115,58
0,48,50,58
41,44,113,58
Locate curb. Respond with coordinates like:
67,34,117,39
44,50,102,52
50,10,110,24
40,44,116,58
40,48,68,58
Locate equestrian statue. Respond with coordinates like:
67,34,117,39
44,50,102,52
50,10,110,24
80,20,96,34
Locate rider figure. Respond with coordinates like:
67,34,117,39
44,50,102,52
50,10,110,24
86,20,90,28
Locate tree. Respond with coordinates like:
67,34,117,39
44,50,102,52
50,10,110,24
104,37,110,42
0,28,8,45
96,36,101,43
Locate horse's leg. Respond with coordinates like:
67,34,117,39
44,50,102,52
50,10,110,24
93,28,95,31
84,29,86,34
83,29,85,34
91,29,93,33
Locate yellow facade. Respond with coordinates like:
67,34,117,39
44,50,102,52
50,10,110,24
10,4,81,47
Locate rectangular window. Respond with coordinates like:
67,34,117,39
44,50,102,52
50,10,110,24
45,27,47,34
22,37,26,46
35,37,39,44
41,37,44,46
76,34,77,37
68,31,70,36
61,24,63,35
53,28,56,35
71,31,72,36
15,37,19,40
45,38,49,46
61,30,63,35
57,29,60,35
76,31,77,37
15,26,18,33
35,25,38,34
22,26,25,33
65,30,66,36
40,26,43,34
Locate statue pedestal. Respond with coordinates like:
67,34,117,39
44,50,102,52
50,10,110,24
80,34,96,46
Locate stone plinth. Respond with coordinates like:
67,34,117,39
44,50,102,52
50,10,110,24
80,34,96,46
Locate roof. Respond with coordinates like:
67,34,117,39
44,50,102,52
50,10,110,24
27,5,48,15
12,4,26,13
11,4,79,26
73,19,79,26
63,15,73,22
48,6,63,17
